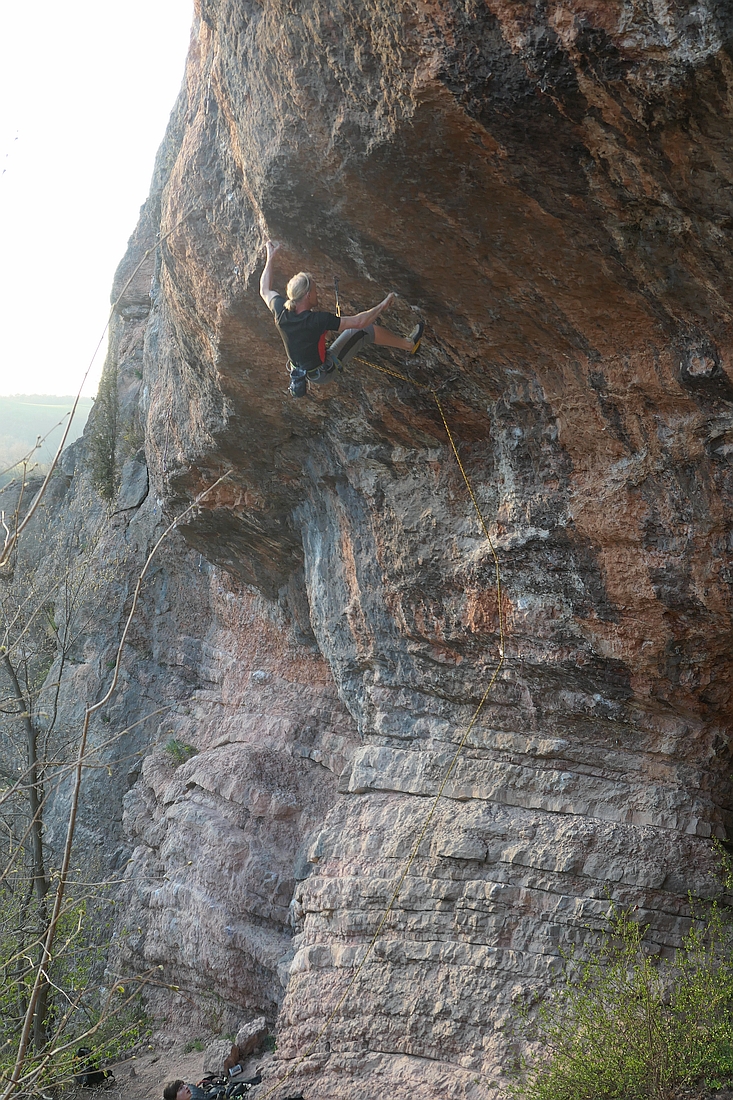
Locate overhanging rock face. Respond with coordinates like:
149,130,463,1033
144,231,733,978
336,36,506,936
108,2,733,1096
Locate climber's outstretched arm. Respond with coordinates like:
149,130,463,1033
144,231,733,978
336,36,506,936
259,240,281,306
338,293,394,332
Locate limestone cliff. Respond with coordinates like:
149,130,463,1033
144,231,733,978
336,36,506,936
22,2,733,1098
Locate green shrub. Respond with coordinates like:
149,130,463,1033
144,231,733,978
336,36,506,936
184,1038,205,1054
164,738,199,767
510,902,733,1100
0,889,151,1092
89,361,118,500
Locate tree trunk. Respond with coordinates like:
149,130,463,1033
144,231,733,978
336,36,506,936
2,653,50,1050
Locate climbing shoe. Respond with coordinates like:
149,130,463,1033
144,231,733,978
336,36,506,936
408,322,425,354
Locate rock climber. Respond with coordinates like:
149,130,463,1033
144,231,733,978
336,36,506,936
259,239,424,398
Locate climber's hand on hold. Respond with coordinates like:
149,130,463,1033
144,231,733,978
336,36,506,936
260,241,281,304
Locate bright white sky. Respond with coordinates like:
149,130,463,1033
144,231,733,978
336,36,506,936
0,0,193,397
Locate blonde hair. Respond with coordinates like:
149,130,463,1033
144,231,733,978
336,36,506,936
285,272,312,311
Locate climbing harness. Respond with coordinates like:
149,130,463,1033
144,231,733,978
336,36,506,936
261,355,506,1099
287,356,341,398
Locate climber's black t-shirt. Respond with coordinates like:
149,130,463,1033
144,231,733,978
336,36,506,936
268,294,341,371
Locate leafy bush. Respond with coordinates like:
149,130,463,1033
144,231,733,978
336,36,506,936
89,361,118,500
0,887,150,1093
510,902,733,1100
164,737,199,766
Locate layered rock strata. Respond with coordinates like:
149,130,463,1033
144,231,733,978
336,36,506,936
25,1,733,1097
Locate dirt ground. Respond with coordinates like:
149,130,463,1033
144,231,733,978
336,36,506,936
68,1037,276,1100
66,1039,733,1100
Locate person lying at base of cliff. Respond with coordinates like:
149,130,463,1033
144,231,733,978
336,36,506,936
259,239,424,398
163,1080,208,1100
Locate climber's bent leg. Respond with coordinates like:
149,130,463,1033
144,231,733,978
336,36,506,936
373,324,414,351
327,324,375,370
308,362,338,386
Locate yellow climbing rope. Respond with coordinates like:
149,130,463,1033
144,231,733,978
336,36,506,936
261,355,506,1099
356,355,431,390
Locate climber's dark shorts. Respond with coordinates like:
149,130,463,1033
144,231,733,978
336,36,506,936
288,325,375,398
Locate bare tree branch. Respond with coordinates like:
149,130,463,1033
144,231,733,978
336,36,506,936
1,468,231,1100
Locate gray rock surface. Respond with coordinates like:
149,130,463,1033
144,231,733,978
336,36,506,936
235,1017,267,1058
202,1040,233,1076
60,437,82,478
5,2,733,1099
117,457,148,510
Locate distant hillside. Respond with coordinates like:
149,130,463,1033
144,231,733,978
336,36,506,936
0,395,94,485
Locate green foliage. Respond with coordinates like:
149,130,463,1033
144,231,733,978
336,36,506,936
120,416,145,459
184,1039,205,1053
713,839,733,894
0,884,151,1093
89,361,118,501
510,902,733,1100
0,885,34,1057
85,985,152,1068
164,737,199,766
